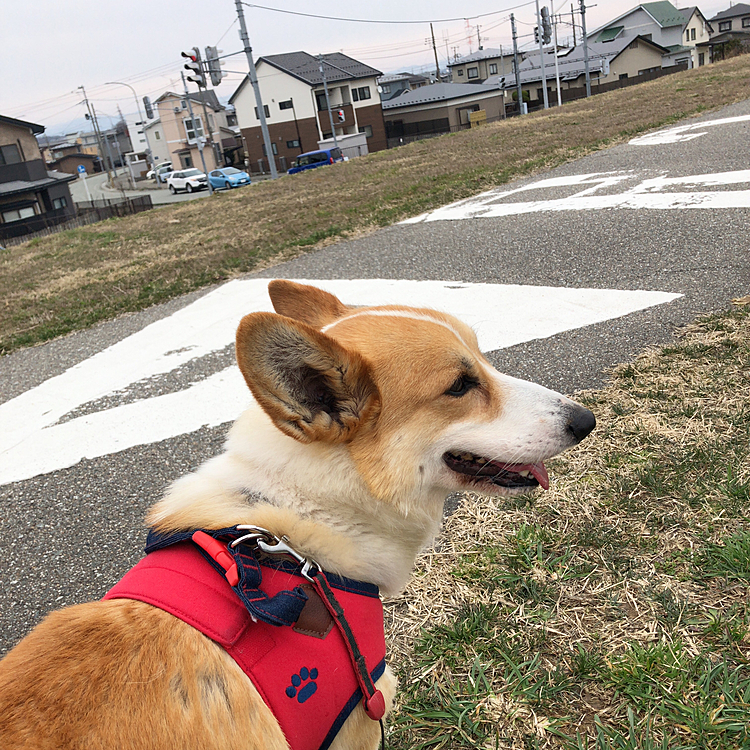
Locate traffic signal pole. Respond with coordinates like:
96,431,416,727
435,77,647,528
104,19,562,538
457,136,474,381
536,0,550,109
510,15,525,115
181,71,214,194
234,0,278,178
318,56,340,151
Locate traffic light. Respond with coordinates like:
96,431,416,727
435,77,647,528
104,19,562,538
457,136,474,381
337,109,345,122
182,47,206,87
204,46,225,87
534,26,540,44
541,6,552,44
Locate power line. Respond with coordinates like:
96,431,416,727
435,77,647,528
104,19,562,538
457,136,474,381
241,1,536,24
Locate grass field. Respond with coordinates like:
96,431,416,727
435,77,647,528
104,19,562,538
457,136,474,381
384,298,750,749
2,55,750,354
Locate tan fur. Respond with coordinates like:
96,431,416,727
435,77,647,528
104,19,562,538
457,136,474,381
0,281,593,749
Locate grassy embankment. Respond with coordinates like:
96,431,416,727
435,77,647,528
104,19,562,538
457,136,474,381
386,298,750,749
1,55,750,353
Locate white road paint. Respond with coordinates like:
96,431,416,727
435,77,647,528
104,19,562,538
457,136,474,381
0,278,681,485
629,115,750,145
402,169,750,223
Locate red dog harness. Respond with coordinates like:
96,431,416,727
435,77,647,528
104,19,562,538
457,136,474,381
104,530,386,750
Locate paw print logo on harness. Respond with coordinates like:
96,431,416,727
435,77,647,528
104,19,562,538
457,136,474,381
286,667,319,703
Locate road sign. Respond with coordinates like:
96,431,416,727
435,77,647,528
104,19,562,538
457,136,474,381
77,164,87,175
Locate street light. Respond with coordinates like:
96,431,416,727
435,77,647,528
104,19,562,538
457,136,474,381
104,81,155,171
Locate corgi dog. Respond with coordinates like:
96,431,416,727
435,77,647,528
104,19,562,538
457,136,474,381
0,280,595,750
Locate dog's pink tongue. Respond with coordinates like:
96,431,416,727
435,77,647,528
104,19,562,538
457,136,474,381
504,462,550,490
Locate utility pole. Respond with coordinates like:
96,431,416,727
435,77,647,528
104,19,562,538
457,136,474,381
318,55,340,150
234,0,278,178
104,81,155,171
579,0,592,97
510,15,525,115
430,23,441,82
476,24,482,50
571,4,577,46
552,4,563,107
78,85,113,186
181,71,213,194
536,0,550,109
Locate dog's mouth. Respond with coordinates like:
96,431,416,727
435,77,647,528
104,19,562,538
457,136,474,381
443,451,550,491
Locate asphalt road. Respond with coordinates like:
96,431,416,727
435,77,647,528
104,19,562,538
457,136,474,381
2,100,749,656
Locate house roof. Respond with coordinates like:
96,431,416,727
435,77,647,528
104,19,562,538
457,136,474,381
378,72,429,84
0,171,75,198
154,90,222,110
503,35,669,87
0,115,45,135
381,82,501,110
710,3,750,21
447,47,512,66
641,1,687,27
260,52,382,85
596,25,625,42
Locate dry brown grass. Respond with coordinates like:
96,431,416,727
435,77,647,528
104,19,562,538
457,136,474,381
384,301,750,748
3,55,750,353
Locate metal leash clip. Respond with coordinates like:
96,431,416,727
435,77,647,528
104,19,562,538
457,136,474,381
232,525,320,582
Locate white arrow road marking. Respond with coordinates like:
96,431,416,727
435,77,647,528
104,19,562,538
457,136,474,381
402,169,750,223
629,115,750,145
0,278,682,485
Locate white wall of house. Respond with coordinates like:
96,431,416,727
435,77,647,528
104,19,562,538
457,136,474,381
616,7,684,50
143,119,166,164
682,11,712,66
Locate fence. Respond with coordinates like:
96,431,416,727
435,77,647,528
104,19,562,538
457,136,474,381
1,195,153,247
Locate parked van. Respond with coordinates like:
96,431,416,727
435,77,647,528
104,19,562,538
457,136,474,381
287,148,344,175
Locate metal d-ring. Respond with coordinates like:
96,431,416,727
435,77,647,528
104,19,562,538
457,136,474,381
230,524,275,549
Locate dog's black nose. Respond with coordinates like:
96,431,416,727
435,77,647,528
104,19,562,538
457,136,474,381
567,405,596,443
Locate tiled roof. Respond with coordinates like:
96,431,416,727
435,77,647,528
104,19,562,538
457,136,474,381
381,82,500,109
448,47,510,66
260,52,382,85
709,2,750,20
641,1,688,27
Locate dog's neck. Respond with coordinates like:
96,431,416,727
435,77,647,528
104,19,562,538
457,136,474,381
147,408,447,595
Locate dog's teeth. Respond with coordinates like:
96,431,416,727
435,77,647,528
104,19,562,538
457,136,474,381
518,470,530,477
461,452,474,461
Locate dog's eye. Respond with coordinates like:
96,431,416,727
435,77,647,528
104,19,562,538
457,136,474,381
445,374,478,397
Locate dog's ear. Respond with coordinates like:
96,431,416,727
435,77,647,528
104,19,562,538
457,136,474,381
236,312,380,443
268,280,351,329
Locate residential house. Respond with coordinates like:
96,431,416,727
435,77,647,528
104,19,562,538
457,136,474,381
229,52,386,172
48,152,99,176
0,115,76,241
448,48,518,83
378,73,430,102
591,1,699,67
143,118,167,164
382,83,505,146
153,90,229,172
679,7,714,66
707,4,750,60
501,36,669,106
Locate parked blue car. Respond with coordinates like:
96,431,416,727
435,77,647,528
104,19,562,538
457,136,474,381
287,148,344,175
208,167,252,190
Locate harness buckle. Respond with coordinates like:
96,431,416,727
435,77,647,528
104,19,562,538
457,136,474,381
232,526,321,582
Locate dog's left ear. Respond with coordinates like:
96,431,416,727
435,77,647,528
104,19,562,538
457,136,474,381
236,312,380,443
268,280,352,329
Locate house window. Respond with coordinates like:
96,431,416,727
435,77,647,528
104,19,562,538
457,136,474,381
261,143,279,156
351,86,371,102
0,143,22,165
691,27,696,40
619,73,629,80
154,131,161,140
686,30,690,42
52,196,68,210
743,17,750,27
489,63,498,75
279,99,294,110
699,52,705,65
2,205,36,223
381,84,391,93
358,124,373,137
286,139,300,148
719,20,732,31
183,116,204,140
467,67,479,79
457,69,464,76
254,105,271,119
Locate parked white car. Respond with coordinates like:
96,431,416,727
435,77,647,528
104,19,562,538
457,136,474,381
166,168,208,194
146,161,172,180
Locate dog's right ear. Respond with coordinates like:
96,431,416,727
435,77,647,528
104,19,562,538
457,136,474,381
236,312,380,443
267,280,351,329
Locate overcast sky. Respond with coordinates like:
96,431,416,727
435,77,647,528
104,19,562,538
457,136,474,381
1,0,731,135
